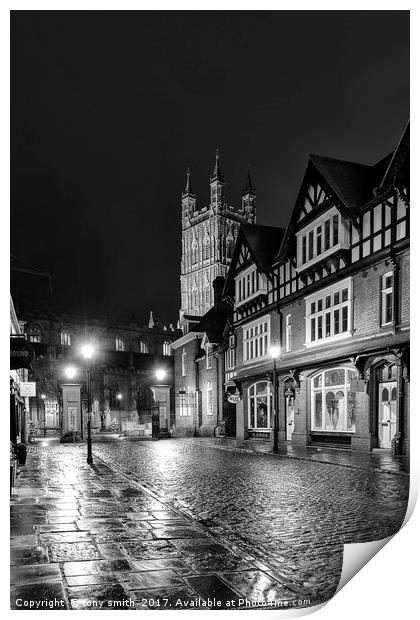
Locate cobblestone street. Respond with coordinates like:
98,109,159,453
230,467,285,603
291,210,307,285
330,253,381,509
10,438,409,610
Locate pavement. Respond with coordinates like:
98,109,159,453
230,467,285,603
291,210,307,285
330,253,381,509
10,437,410,611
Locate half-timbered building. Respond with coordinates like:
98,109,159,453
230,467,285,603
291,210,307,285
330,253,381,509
226,123,410,455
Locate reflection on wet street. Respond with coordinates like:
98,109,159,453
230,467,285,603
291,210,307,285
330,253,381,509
10,438,409,610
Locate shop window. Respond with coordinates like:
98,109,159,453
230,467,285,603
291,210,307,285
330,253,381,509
311,368,356,432
248,381,273,430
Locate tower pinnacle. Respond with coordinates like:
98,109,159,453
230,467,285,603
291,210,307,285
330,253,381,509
182,167,194,196
243,166,255,195
210,148,224,182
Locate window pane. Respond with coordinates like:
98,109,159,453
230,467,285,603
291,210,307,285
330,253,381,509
325,295,331,309
314,392,323,428
308,231,314,260
317,316,323,339
342,289,348,302
325,313,331,337
325,369,345,386
302,236,307,263
317,299,323,311
256,399,268,428
324,220,330,250
311,302,316,314
334,292,340,306
332,215,339,245
311,318,316,341
342,306,348,332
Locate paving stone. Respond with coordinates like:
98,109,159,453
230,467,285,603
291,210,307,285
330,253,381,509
96,543,127,559
38,523,80,533
67,583,133,609
122,569,184,590
10,534,38,548
40,531,92,544
130,558,190,572
121,540,181,560
48,542,101,562
63,559,131,576
10,582,67,610
66,574,119,587
10,563,62,585
10,546,49,566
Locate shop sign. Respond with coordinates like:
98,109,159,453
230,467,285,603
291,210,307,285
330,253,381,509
19,382,37,397
10,338,35,370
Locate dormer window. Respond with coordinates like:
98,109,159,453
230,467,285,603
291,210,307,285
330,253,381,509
235,265,267,308
296,208,348,273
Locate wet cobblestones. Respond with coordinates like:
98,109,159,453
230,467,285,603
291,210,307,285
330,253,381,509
10,438,409,610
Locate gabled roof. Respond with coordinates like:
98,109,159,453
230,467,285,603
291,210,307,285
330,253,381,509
223,223,285,299
240,223,285,272
276,121,410,263
309,155,379,212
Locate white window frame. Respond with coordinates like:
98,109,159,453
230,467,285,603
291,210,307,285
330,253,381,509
296,207,350,272
380,271,394,326
206,380,213,416
115,337,125,352
311,367,356,433
235,265,267,308
304,277,353,348
285,314,291,352
181,348,187,377
242,315,270,363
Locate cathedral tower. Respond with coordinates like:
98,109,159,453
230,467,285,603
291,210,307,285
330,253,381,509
180,153,256,320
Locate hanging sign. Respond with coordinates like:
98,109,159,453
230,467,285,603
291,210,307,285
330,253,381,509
227,390,241,404
19,382,37,397
10,338,35,370
350,378,366,393
284,387,295,398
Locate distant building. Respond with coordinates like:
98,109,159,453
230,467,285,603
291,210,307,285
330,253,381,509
180,152,256,320
10,295,30,444
20,310,181,438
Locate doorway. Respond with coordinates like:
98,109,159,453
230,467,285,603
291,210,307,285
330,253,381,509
378,382,397,448
284,386,295,441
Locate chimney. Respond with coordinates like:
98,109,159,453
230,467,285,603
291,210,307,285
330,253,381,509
212,277,225,309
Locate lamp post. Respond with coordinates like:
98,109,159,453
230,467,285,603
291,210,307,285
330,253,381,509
270,345,281,454
81,345,94,464
40,393,46,437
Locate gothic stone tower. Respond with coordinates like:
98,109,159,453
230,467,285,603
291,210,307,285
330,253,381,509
180,152,256,319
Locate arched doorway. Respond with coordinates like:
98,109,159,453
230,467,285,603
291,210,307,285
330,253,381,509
283,378,295,441
378,363,397,449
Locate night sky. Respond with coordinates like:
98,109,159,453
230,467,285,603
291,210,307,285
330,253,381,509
10,11,409,326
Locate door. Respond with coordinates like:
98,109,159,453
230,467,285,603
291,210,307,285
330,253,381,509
285,395,295,441
378,382,397,448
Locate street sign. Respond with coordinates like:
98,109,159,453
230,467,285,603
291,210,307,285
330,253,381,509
20,382,36,397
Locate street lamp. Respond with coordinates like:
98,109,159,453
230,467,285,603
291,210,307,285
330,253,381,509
82,344,94,464
65,366,77,380
155,369,166,382
270,345,281,454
